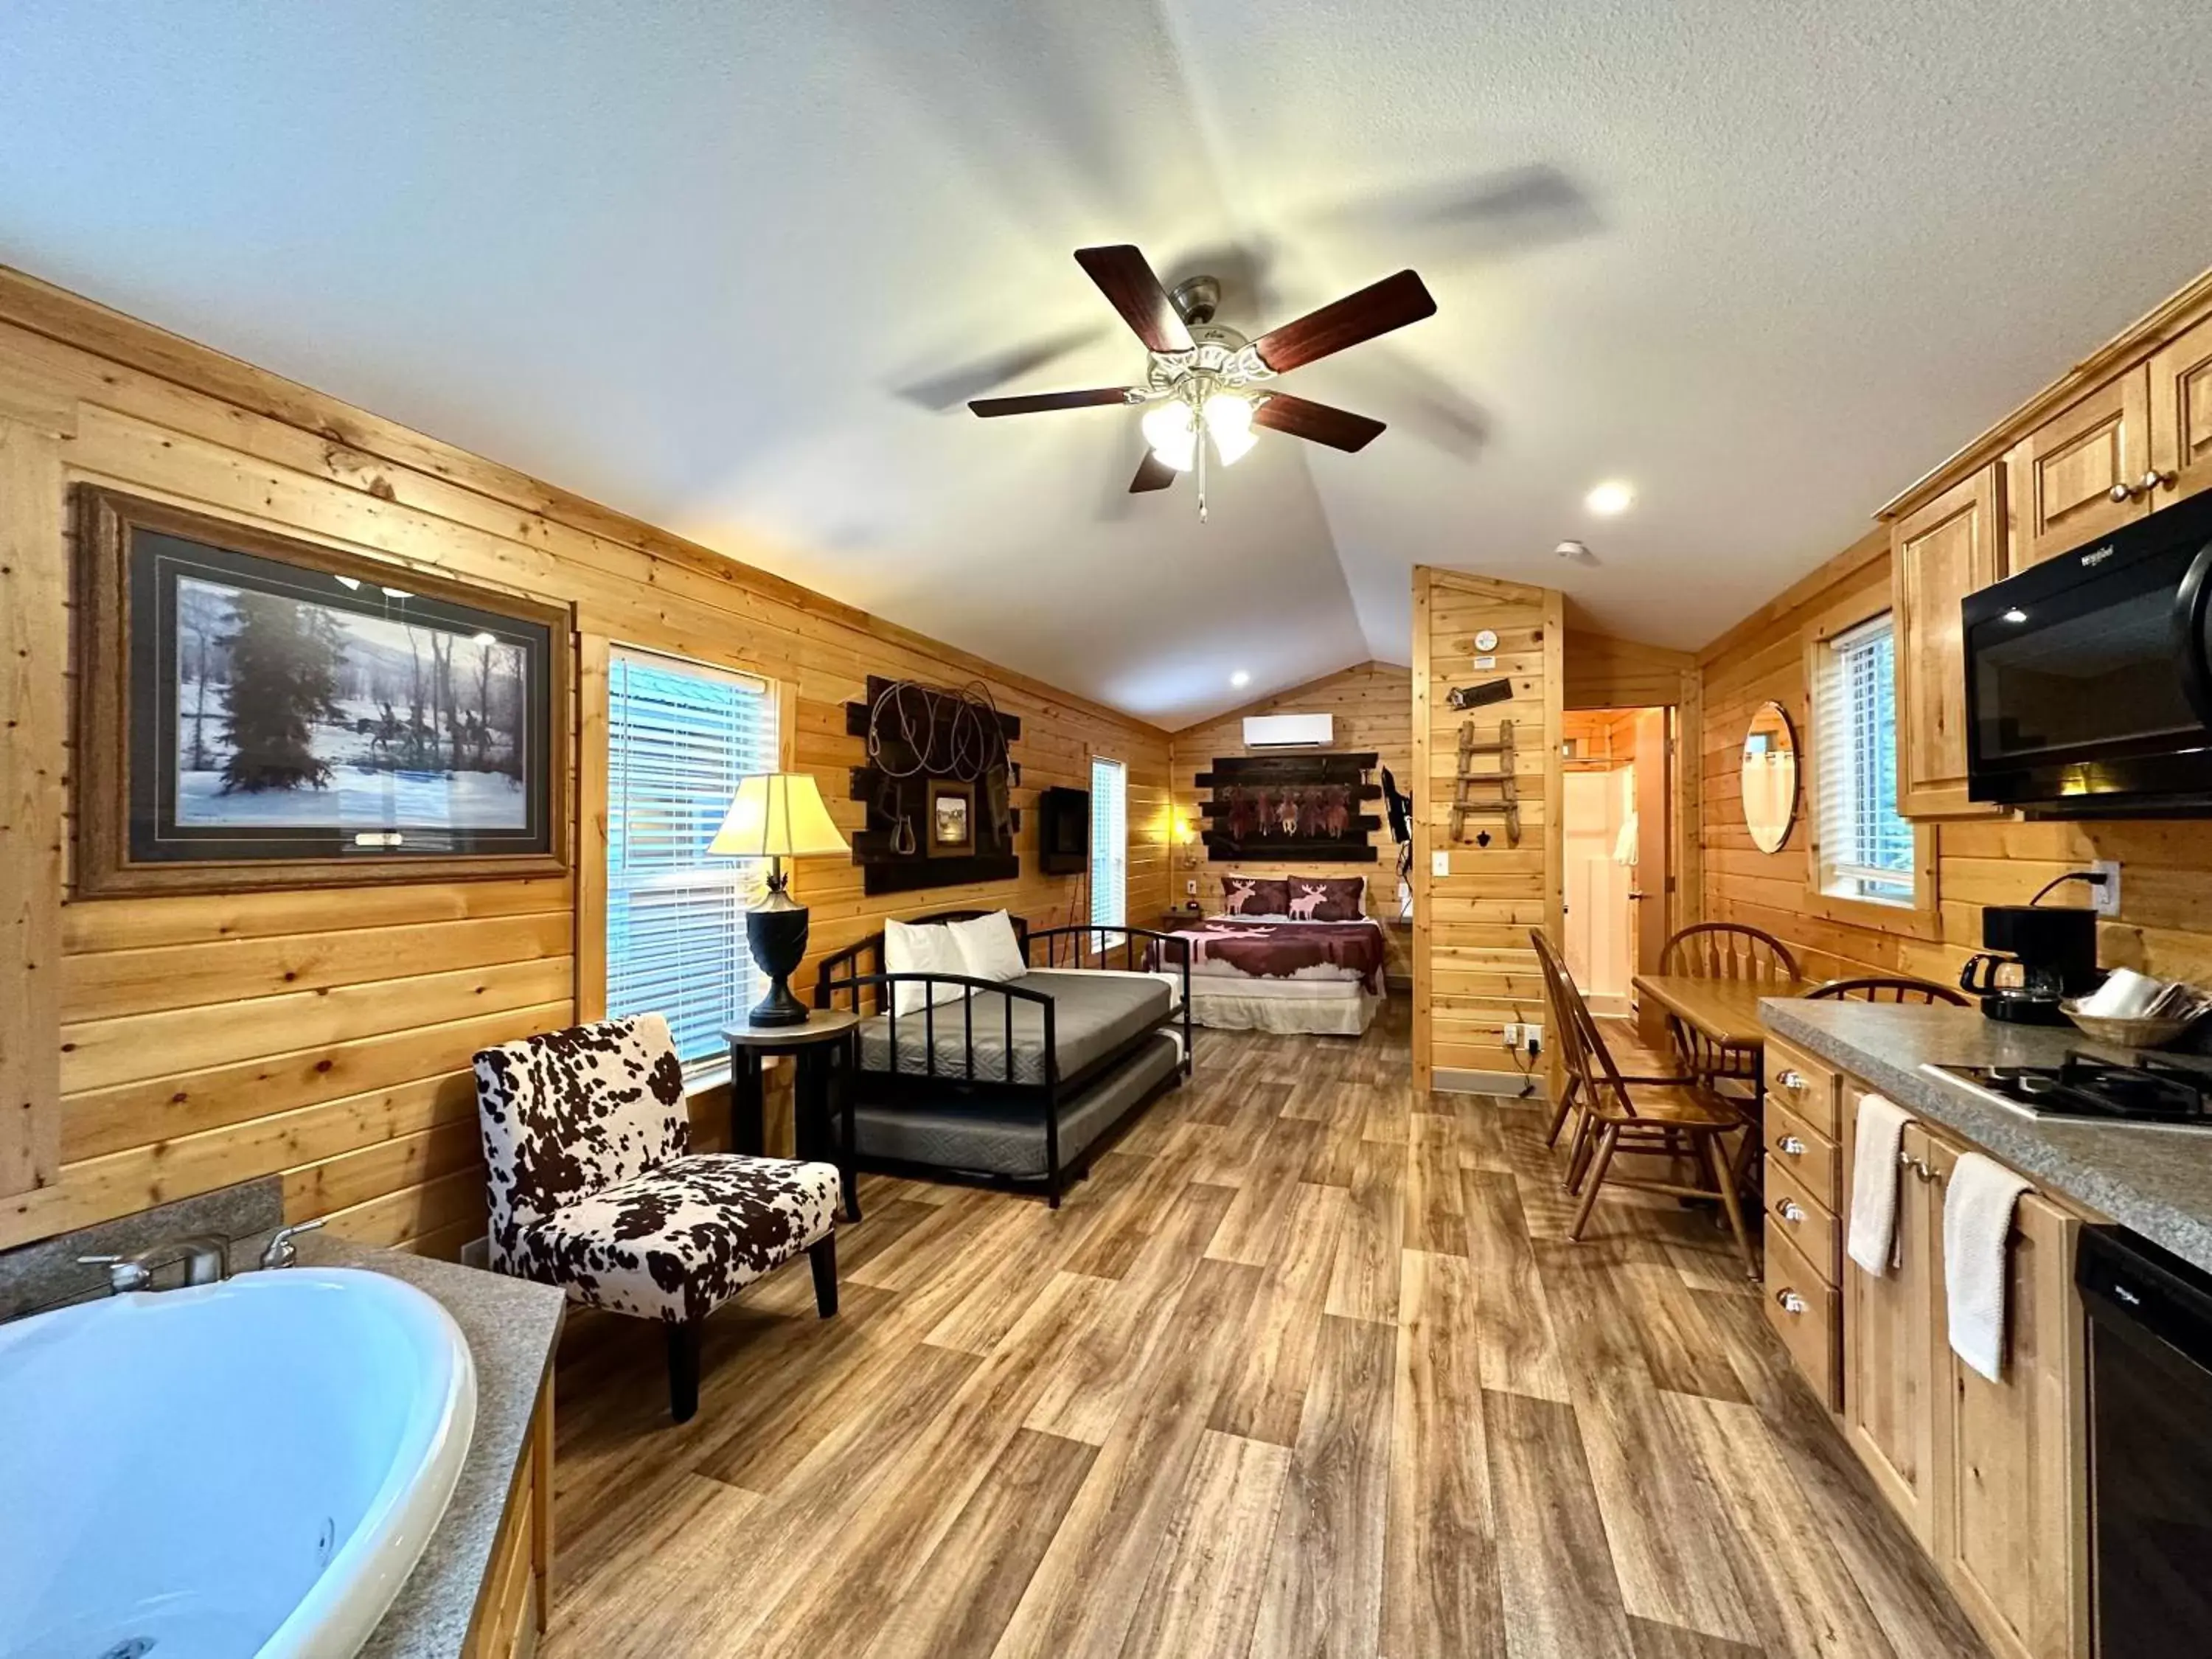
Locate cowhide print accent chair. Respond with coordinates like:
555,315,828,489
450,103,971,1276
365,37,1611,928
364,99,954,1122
474,1012,841,1423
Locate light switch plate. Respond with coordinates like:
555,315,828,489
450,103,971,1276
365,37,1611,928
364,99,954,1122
1185,879,1197,897
1431,849,1450,877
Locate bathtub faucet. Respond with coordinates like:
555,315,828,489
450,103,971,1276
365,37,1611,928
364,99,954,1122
76,1234,232,1295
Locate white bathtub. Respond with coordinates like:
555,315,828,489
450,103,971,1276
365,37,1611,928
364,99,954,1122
0,1266,476,1659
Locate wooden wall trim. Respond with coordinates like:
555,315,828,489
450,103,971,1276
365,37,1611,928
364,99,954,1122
1411,574,1434,1095
0,417,67,1211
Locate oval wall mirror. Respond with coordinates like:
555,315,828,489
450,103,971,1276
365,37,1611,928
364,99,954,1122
1740,700,1798,854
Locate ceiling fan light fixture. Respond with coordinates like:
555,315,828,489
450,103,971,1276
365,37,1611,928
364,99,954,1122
1141,400,1197,470
1204,392,1258,466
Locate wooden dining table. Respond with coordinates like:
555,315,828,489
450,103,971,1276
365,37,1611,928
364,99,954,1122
1630,973,1806,1056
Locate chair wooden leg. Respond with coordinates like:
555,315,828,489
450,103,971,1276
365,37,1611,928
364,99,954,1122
1563,1110,1594,1194
1544,1079,1577,1148
1704,1133,1760,1280
808,1234,839,1318
665,1318,703,1425
1568,1124,1620,1242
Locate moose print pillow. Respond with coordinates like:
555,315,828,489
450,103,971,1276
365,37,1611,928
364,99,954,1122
1286,877,1366,922
1220,876,1291,918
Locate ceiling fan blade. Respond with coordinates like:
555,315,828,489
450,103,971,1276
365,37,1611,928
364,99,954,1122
968,387,1133,417
1130,451,1180,492
1253,393,1386,453
1249,270,1436,373
1074,245,1194,354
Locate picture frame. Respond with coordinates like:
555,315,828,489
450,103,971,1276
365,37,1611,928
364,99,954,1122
73,487,572,897
925,778,975,858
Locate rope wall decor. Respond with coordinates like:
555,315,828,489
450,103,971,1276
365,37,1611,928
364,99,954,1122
844,675,1023,895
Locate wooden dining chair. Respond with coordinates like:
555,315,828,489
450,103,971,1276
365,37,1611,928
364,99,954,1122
1804,975,1967,1006
1538,933,1760,1277
1655,922,1801,1086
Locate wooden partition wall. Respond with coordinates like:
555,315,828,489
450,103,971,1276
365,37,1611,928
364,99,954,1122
1411,568,1562,1092
0,266,1172,1254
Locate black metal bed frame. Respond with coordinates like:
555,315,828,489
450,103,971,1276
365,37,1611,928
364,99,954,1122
813,909,1194,1206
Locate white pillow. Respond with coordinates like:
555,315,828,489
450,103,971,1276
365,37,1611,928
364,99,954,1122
883,918,967,1017
948,911,1027,984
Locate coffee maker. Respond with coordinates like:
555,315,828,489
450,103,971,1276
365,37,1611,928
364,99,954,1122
1958,905,2104,1025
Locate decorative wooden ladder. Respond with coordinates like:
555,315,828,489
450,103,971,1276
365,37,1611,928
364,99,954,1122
1449,718,1520,846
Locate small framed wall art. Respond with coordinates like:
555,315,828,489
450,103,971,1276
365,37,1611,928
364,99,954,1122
926,778,976,858
73,487,572,897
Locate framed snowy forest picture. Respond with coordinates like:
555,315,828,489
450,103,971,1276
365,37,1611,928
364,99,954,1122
74,487,571,897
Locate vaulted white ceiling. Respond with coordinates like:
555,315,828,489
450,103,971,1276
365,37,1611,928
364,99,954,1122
5,2,2211,726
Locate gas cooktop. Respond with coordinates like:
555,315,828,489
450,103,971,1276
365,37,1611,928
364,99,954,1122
1931,1053,2212,1129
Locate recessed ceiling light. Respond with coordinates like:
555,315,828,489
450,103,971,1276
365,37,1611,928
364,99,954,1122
1231,670,1251,688
1585,480,1635,516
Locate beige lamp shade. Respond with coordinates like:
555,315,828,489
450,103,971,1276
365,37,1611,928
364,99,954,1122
709,772,850,860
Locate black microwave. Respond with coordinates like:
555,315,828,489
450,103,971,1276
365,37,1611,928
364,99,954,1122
1963,485,2212,817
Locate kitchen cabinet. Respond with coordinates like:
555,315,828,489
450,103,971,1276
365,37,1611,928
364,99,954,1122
2147,308,2212,509
1817,1075,2090,1659
2003,365,2151,570
1891,465,2006,818
1841,1102,1947,1544
1925,1138,2089,1659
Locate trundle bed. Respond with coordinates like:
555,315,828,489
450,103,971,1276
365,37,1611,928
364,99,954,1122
814,910,1193,1205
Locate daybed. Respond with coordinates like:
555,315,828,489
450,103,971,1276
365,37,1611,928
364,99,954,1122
814,910,1193,1205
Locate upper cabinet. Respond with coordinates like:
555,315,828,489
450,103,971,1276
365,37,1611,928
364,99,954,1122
2003,365,2151,570
2147,309,2212,507
1892,466,2005,818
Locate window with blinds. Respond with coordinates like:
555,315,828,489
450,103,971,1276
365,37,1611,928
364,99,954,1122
607,647,778,1069
1814,613,1915,906
1089,755,1127,928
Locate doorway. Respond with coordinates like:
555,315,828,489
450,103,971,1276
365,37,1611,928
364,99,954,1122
1560,707,1671,1023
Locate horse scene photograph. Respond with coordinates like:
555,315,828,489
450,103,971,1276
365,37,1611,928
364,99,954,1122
172,574,531,831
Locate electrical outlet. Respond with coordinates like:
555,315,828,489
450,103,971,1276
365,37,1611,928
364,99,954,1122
2090,859,2121,917
1502,1022,1522,1049
1431,849,1450,878
1522,1023,1543,1055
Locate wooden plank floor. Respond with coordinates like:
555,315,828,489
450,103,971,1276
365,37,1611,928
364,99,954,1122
544,1004,1987,1658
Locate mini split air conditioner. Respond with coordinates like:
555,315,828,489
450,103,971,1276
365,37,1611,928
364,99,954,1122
1242,713,1334,748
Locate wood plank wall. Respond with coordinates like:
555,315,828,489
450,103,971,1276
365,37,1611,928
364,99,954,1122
0,266,1172,1253
1697,531,2212,988
1412,568,1563,1091
1165,658,1411,903
1562,625,1693,712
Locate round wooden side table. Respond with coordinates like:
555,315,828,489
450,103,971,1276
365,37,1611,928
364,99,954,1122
723,1009,862,1222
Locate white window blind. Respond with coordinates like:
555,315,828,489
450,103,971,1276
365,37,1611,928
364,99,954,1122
1815,614,1915,906
1089,756,1127,928
607,647,778,1068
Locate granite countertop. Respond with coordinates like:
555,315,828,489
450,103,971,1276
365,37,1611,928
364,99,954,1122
1762,998,2212,1273
280,1234,566,1659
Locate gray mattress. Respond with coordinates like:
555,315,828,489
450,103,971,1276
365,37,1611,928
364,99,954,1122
855,969,1171,1086
853,1032,1183,1178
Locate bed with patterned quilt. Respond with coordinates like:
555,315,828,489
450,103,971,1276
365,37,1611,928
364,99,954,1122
1158,875,1386,1036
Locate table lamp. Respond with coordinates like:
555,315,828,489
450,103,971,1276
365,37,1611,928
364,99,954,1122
709,772,851,1026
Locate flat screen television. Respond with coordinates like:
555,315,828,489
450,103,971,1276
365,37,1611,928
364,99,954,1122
1037,785,1090,874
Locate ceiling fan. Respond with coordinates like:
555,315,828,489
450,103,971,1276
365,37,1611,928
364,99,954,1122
969,245,1436,520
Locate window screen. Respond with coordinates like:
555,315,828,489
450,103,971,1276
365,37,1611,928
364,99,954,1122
1089,755,1127,928
1815,615,1915,906
606,647,778,1068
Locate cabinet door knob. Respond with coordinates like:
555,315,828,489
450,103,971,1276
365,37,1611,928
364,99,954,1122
1775,1288,1807,1315
1778,1134,1806,1156
1777,1197,1806,1224
2143,469,2179,493
2110,481,2139,503
1778,1069,1805,1091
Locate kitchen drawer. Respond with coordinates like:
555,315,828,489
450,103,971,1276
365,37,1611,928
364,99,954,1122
1765,1037,1840,1137
1764,1222,1840,1411
1764,1095,1840,1210
1765,1157,1840,1285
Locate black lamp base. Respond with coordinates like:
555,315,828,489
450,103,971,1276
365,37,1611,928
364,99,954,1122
746,877,813,1027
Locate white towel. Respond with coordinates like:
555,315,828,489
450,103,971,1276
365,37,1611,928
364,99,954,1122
1846,1093,1913,1277
1944,1152,2034,1382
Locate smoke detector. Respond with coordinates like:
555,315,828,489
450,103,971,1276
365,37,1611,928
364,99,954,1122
1554,539,1592,560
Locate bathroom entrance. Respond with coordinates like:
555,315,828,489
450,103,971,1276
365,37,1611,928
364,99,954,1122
1560,707,1671,1022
